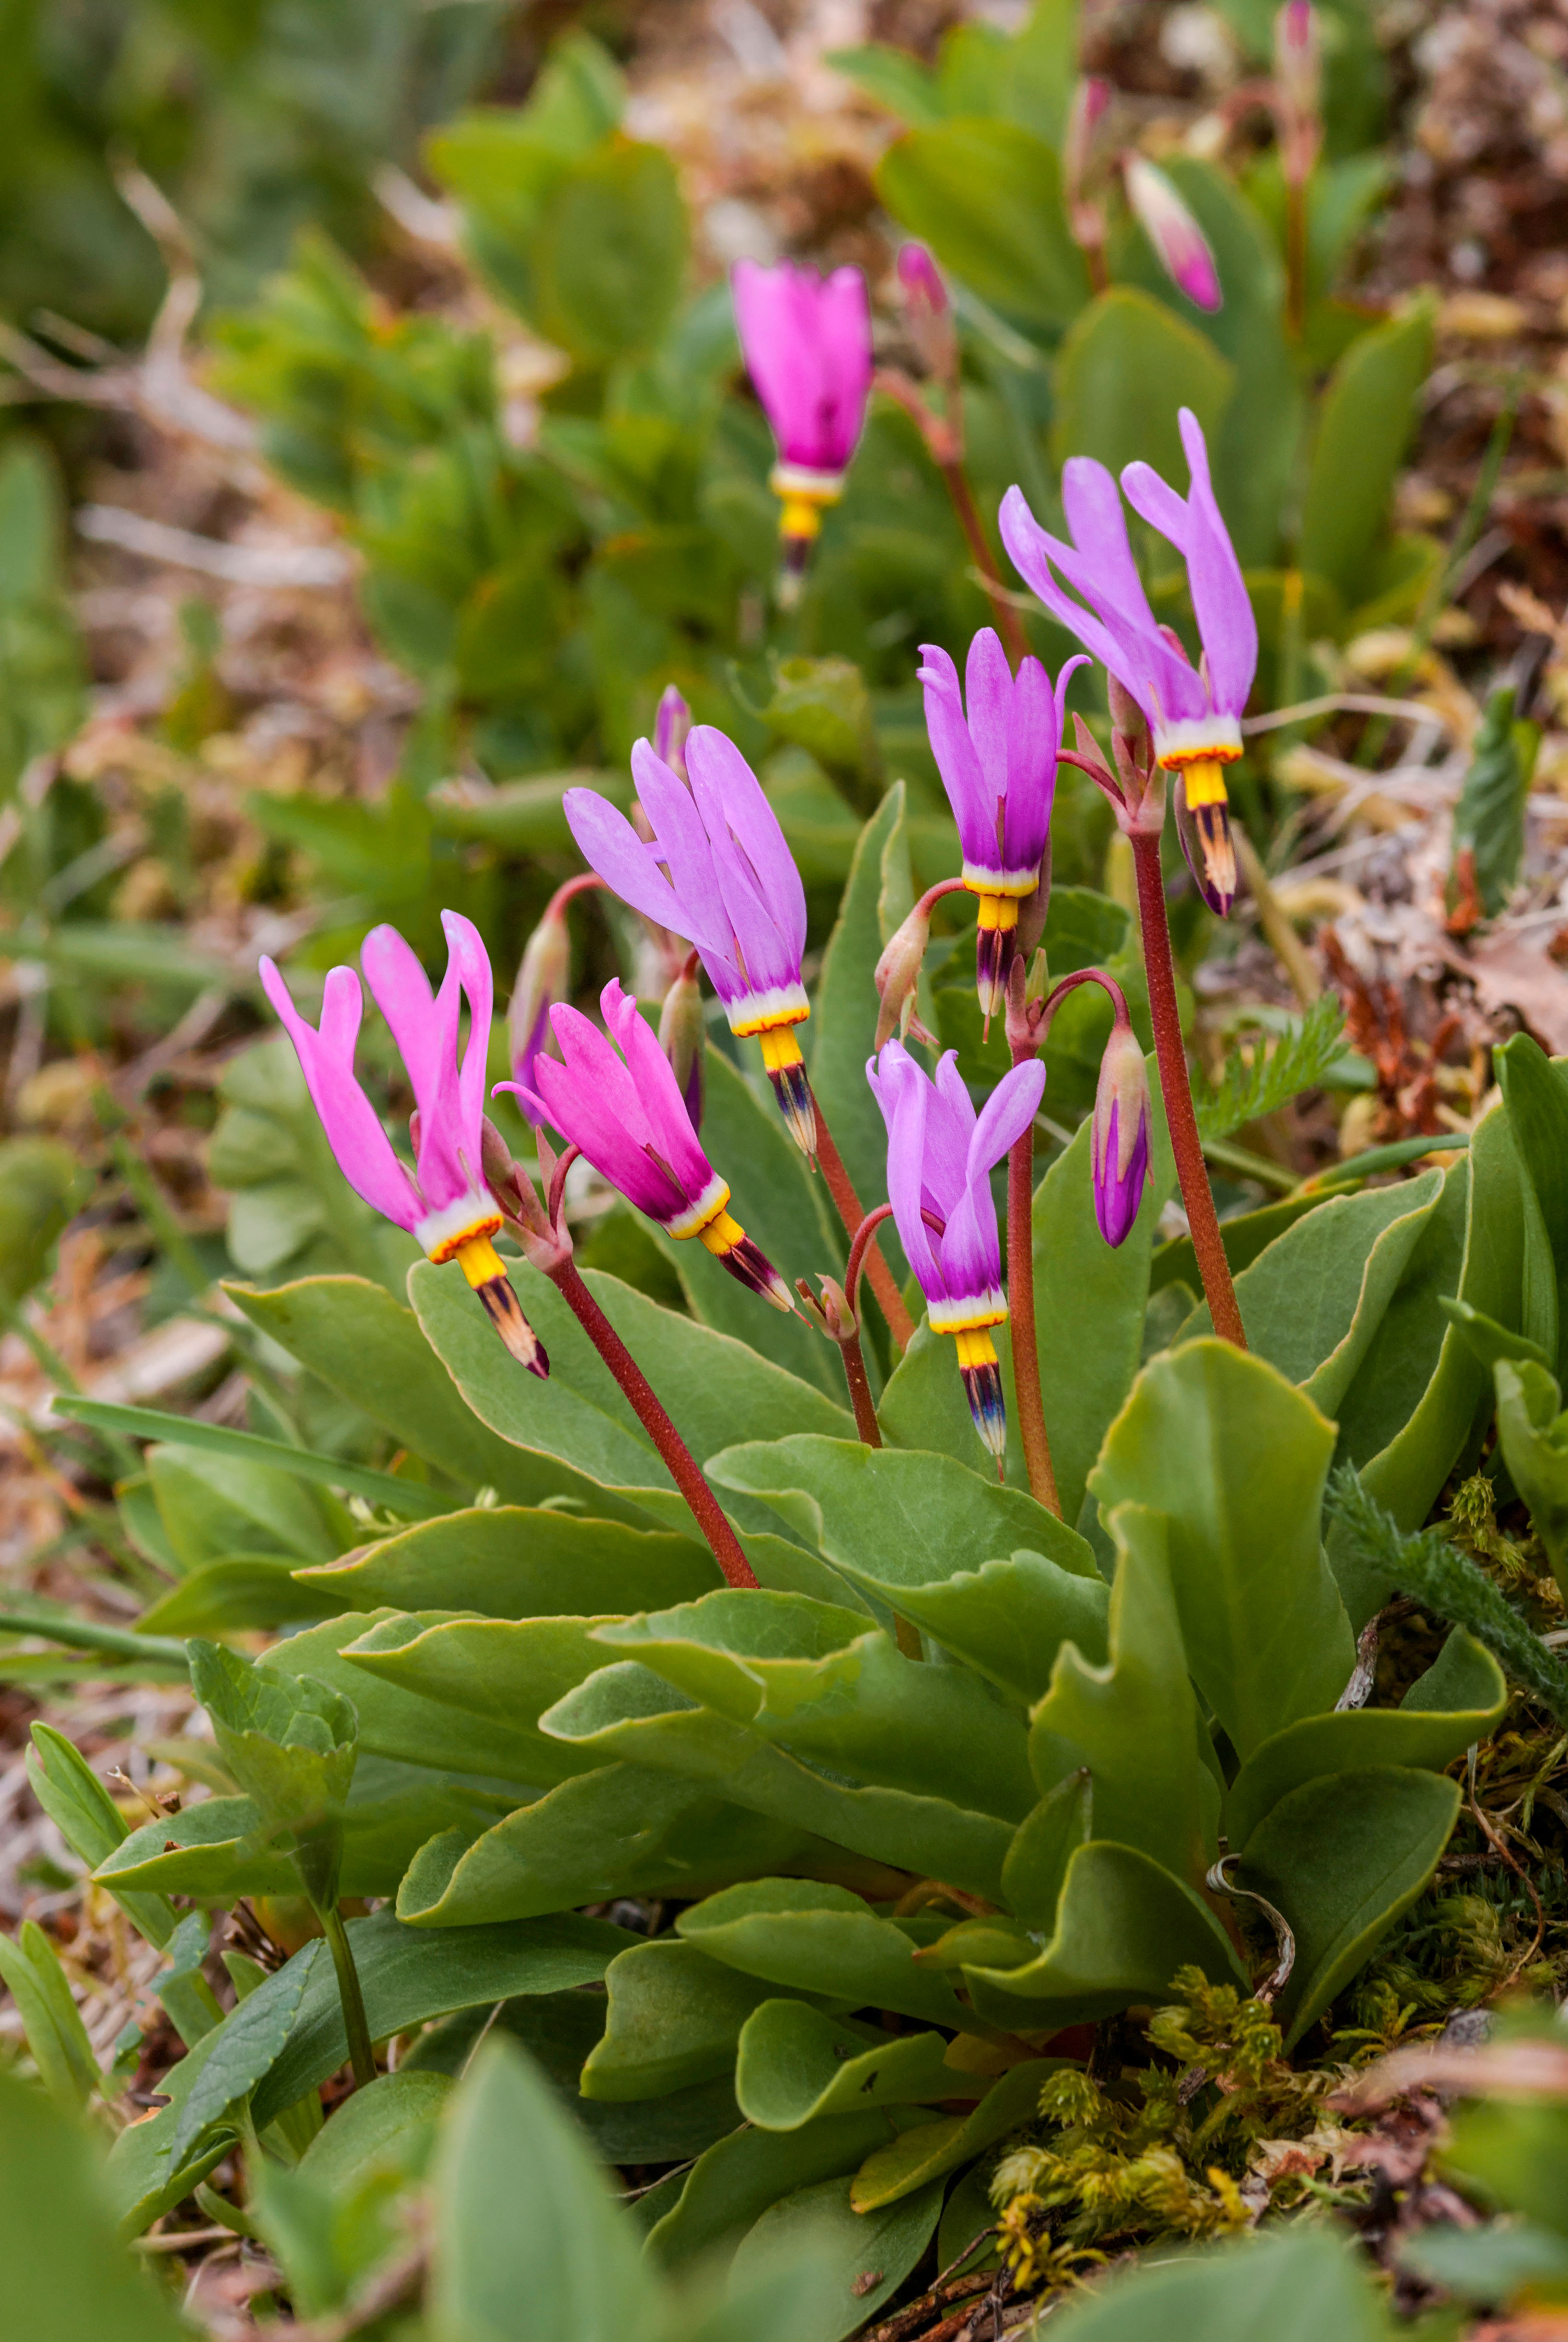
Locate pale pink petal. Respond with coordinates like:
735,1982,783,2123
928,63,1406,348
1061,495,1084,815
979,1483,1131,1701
260,957,420,1232
685,727,807,971
918,642,993,869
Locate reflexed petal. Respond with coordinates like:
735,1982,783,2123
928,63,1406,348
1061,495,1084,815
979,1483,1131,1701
260,958,420,1232
622,746,734,961
1176,409,1256,718
565,784,714,964
534,1007,685,1221
442,909,495,1175
868,1042,942,1300
362,923,467,1211
918,642,992,865
941,1175,1002,1307
601,979,714,1204
1002,655,1058,873
685,726,807,974
969,1057,1046,1181
963,629,1013,809
1060,459,1161,635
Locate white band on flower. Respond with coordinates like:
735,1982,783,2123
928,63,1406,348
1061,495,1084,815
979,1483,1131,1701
417,1187,504,1262
726,982,811,1037
1153,713,1243,766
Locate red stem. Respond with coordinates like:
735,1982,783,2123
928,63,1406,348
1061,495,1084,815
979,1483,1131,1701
939,460,1030,673
814,1104,914,1351
1128,832,1247,1348
547,1257,759,1586
1005,1101,1061,1518
838,1330,882,1448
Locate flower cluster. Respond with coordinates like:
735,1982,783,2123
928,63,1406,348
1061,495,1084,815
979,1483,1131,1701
261,357,1254,1485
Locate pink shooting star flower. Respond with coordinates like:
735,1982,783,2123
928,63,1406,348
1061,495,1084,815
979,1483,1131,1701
498,979,793,1313
654,683,692,777
1091,1016,1152,1247
1122,156,1222,314
999,407,1258,915
732,258,872,602
918,627,1089,1022
866,1040,1046,1472
564,724,817,1157
260,912,546,1375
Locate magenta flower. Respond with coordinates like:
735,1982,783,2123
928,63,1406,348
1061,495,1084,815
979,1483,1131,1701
564,725,816,1155
866,1041,1045,1469
732,258,872,595
1122,157,1222,314
498,979,792,1313
999,408,1256,913
654,683,691,778
919,628,1088,1018
260,912,546,1374
1091,1019,1152,1247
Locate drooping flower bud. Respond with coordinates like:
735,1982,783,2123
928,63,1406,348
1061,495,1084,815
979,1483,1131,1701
1123,157,1222,314
509,895,572,1118
659,949,706,1133
1274,1,1322,186
873,897,937,1051
895,243,955,384
654,684,692,779
1063,77,1112,253
797,1272,857,1345
1092,1017,1152,1247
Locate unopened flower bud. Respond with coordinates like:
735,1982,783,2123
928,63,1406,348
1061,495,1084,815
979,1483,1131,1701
1092,1018,1152,1248
1123,157,1221,315
509,898,572,1117
1106,673,1148,748
896,242,956,383
797,1273,857,1344
874,898,933,1051
1063,77,1112,234
654,684,692,778
658,951,706,1133
1274,1,1322,184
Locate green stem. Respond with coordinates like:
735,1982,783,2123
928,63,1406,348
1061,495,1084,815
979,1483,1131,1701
321,1905,376,2089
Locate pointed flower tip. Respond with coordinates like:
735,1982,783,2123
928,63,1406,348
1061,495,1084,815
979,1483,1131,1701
654,684,692,774
509,900,572,1092
1123,156,1223,314
873,901,933,1053
1092,1025,1152,1249
896,242,947,314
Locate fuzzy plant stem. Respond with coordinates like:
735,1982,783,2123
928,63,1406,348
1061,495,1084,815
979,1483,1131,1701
547,1255,758,1588
321,1905,376,2089
813,1100,915,1351
1128,829,1247,1348
939,460,1031,672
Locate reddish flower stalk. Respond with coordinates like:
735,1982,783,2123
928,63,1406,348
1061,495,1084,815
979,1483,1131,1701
1129,830,1247,1346
814,1107,914,1352
546,1254,759,1589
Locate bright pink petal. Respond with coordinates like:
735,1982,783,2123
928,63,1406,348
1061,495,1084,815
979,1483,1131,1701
963,629,1013,812
1001,655,1058,873
868,1043,941,1301
685,727,806,973
918,642,993,868
442,909,495,1178
601,979,714,1204
362,923,467,1213
970,1057,1046,1179
259,957,420,1232
1176,408,1256,719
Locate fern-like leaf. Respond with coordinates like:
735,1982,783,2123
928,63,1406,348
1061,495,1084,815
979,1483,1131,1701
1192,993,1347,1143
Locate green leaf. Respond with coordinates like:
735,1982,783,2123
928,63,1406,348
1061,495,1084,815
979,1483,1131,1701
1040,2223,1389,2342
593,1589,1035,1819
169,1938,318,2166
1329,1099,1528,1626
299,2067,452,2191
647,2110,910,2270
1223,1627,1505,1850
1442,2078,1568,2251
395,1762,840,1928
1030,1503,1218,1889
1185,1172,1444,1420
806,783,918,1266
960,1841,1247,2031
188,1640,356,1838
0,2067,186,2342
1001,1770,1093,1930
145,1440,340,1570
1028,1057,1177,1528
26,1724,175,1951
409,1260,851,1541
59,1399,452,1524
1452,685,1537,921
1494,1034,1568,1378
1400,2217,1568,2308
875,120,1089,328
653,1047,843,1397
137,1558,343,1636
229,1274,632,1515
298,1505,720,1618
735,2001,973,2131
1052,289,1233,483
1192,996,1348,1143
529,141,688,365
729,2173,945,2342
1495,1359,1568,1595
1089,1341,1352,1760
1298,295,1436,602
850,2059,1053,2210
430,2037,656,2342
537,1663,1014,1899
825,44,944,126
678,1879,973,2029
1235,1767,1462,2047
583,1939,804,2102
0,1926,97,2110
0,1138,91,1305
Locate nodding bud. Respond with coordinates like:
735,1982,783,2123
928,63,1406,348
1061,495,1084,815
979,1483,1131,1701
897,241,947,316
1064,76,1112,224
510,898,571,1112
1106,673,1148,748
1016,846,1052,964
1122,157,1222,314
1092,1019,1152,1248
797,1273,857,1344
480,1115,569,1267
654,684,692,778
874,899,936,1051
895,243,955,383
1274,0,1322,181
658,952,706,1133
